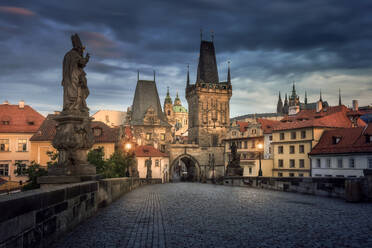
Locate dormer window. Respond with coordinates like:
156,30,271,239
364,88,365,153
28,121,34,125
332,136,341,144
93,128,102,137
1,121,9,125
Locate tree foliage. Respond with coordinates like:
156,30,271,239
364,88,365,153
21,161,48,190
87,147,135,178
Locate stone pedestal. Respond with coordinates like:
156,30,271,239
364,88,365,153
226,167,243,176
38,113,96,185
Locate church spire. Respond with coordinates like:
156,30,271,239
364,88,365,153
137,70,139,81
338,88,342,106
319,89,323,102
291,81,297,98
277,91,283,114
196,37,219,84
153,70,156,82
305,91,308,104
227,61,231,84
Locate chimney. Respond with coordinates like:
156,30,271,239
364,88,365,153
2,100,9,105
18,100,24,109
316,100,323,112
352,100,359,111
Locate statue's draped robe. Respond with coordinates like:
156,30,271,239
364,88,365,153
62,49,89,112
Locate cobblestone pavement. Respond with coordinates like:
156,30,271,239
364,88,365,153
53,183,372,248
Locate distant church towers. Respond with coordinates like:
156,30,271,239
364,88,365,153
186,36,232,146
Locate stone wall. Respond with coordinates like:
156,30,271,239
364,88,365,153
223,176,355,199
0,177,159,248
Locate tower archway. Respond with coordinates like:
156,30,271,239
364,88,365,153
170,154,200,182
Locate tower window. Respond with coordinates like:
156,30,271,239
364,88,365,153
167,110,171,116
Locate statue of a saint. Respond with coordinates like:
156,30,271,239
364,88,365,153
145,157,152,179
62,34,90,114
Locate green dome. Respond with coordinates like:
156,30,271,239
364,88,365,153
173,105,187,113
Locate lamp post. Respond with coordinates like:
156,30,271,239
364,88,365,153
257,143,263,177
212,153,215,183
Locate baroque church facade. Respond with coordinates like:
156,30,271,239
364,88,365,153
163,89,188,138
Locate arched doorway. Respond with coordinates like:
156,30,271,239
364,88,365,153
170,154,200,182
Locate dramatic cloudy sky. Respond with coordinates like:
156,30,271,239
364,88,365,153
1,0,372,117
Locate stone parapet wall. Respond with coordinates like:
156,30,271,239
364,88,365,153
223,176,371,200
0,177,160,248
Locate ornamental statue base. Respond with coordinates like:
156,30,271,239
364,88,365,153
226,167,243,177
38,112,96,186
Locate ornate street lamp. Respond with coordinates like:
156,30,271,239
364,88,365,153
257,143,263,177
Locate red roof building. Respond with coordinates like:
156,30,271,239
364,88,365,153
134,145,168,157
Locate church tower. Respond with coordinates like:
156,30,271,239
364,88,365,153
276,91,283,114
164,87,174,120
186,38,232,146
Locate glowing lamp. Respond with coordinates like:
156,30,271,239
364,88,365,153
125,143,132,151
257,143,263,149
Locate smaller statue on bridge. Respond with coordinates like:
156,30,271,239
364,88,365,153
145,157,152,179
226,142,243,176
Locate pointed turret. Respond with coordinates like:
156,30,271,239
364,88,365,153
196,39,219,84
164,87,172,105
305,91,308,104
227,61,231,85
174,92,181,106
319,89,323,102
338,88,342,106
153,70,156,82
283,93,289,114
186,64,190,87
277,91,283,114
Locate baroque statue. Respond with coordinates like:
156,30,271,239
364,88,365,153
146,157,152,179
62,34,90,115
40,34,96,182
226,142,243,176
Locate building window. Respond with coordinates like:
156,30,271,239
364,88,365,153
327,159,331,168
0,139,9,152
160,144,166,152
290,159,295,168
251,140,255,148
316,159,321,168
278,172,283,177
290,145,295,154
146,133,152,140
333,136,341,144
212,135,218,146
299,173,304,177
1,120,10,125
232,131,236,136
280,133,285,140
269,135,272,141
291,132,296,139
93,128,102,137
349,158,355,168
244,141,247,149
252,129,257,134
0,163,9,176
301,130,306,139
15,161,27,176
368,158,372,169
299,159,305,168
278,146,283,154
160,133,165,141
278,159,283,167
167,110,171,116
155,160,159,167
299,145,304,153
289,173,295,177
337,159,343,168
18,139,27,152
249,167,252,174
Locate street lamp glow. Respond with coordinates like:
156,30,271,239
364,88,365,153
257,143,263,149
125,143,132,151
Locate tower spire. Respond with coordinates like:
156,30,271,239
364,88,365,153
227,61,231,84
319,89,323,102
305,91,308,104
187,64,190,86
153,70,156,82
137,70,139,81
339,88,342,106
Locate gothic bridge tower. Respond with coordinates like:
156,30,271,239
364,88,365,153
186,39,232,146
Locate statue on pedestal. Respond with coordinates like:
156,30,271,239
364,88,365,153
146,157,152,179
226,142,243,176
39,34,96,184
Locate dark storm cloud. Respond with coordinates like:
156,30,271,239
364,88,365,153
0,0,371,116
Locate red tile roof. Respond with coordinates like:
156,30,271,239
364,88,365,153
257,119,281,134
236,121,249,133
30,115,118,143
134,145,168,157
0,104,45,133
273,105,364,131
309,125,372,155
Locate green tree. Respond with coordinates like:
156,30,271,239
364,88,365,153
19,161,48,190
87,147,106,174
105,150,135,178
